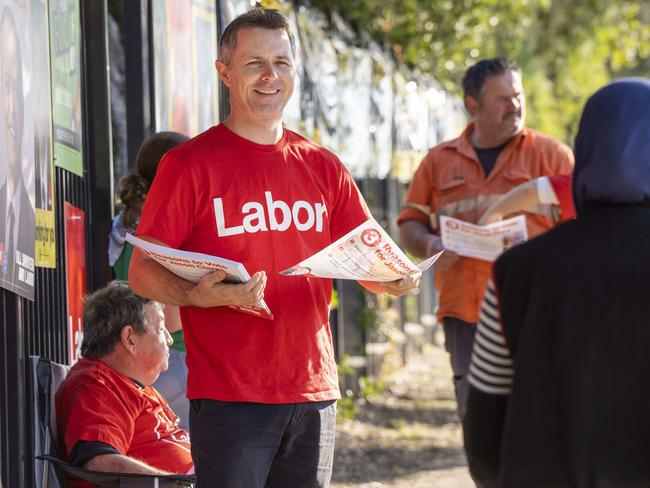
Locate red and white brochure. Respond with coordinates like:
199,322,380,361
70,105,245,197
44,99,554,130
281,218,443,282
125,234,273,320
440,215,528,262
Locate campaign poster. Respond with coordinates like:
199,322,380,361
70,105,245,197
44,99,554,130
152,0,193,135
32,0,56,268
49,0,83,176
192,0,218,134
64,202,86,365
0,1,36,300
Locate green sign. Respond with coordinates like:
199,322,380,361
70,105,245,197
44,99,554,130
49,0,83,176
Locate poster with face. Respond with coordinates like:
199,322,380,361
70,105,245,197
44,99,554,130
32,0,56,268
49,0,83,176
0,1,36,299
64,201,86,365
192,0,218,134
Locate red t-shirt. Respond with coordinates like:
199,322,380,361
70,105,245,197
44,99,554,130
55,358,192,488
137,124,371,403
549,173,576,221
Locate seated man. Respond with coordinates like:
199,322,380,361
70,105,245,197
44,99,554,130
56,281,192,487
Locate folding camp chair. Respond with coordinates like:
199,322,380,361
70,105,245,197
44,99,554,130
26,356,195,487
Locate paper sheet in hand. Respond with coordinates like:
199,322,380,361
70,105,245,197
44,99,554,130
280,218,443,282
440,215,527,261
125,234,272,320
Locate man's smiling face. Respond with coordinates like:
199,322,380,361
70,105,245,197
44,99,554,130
1,13,24,181
217,27,295,127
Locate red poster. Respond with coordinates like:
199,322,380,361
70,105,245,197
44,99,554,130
64,202,86,365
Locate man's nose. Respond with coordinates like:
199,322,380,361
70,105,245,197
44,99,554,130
508,96,521,111
165,328,173,346
261,62,278,81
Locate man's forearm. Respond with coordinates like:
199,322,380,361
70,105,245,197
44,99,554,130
129,247,195,306
399,221,438,259
84,453,171,475
128,235,267,309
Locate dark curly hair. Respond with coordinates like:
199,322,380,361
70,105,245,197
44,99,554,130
462,57,520,100
119,131,189,231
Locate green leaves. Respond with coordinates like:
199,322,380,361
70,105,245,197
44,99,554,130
309,0,650,143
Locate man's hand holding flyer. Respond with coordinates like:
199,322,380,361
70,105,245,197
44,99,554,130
440,215,528,261
125,234,273,320
281,218,443,281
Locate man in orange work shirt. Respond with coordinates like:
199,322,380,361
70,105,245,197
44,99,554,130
398,58,573,420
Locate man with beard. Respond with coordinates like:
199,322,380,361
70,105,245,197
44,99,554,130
397,58,573,422
0,6,35,294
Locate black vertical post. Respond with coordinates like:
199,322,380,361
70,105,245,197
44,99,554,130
2,293,25,488
216,0,229,121
80,0,113,291
124,0,152,163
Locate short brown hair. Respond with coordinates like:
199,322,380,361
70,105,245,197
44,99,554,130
81,281,152,358
219,7,296,64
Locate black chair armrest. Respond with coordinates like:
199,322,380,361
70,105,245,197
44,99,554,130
37,455,195,487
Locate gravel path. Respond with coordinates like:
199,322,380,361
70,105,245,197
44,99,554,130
331,343,474,488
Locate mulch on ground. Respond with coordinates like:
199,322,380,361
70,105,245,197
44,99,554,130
331,343,474,488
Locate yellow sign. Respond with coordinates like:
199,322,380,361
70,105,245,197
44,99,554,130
35,209,56,268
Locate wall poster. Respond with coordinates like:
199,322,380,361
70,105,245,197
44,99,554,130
50,0,83,176
33,0,56,268
153,0,219,136
64,201,86,365
0,0,36,299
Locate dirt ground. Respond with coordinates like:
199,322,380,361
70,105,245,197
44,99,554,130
331,342,474,488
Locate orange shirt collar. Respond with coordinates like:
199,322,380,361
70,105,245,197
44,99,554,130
450,123,529,160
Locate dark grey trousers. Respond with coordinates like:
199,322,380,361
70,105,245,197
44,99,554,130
189,399,336,488
442,317,477,420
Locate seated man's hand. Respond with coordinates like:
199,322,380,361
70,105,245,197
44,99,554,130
187,270,267,308
427,235,459,273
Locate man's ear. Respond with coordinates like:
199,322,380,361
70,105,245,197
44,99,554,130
465,95,479,116
215,60,230,87
120,325,138,355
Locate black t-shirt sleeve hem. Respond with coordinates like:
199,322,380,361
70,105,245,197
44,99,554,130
70,440,121,468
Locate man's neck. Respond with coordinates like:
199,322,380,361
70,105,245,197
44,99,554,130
224,115,284,145
471,128,517,149
99,353,145,386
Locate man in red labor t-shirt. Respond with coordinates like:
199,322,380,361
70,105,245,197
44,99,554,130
128,7,419,488
56,281,193,488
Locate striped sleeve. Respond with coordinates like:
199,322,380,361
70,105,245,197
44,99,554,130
468,280,514,395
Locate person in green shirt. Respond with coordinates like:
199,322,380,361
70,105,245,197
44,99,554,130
108,131,190,429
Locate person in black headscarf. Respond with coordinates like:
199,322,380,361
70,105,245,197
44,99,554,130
462,78,650,487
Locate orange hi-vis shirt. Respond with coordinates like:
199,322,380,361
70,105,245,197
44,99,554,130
397,124,574,324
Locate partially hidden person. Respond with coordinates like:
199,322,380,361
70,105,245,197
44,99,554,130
464,78,650,487
109,131,191,430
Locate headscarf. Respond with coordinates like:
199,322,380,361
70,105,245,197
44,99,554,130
573,78,650,213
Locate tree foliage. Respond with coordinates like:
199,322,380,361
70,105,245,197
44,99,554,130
307,0,650,143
